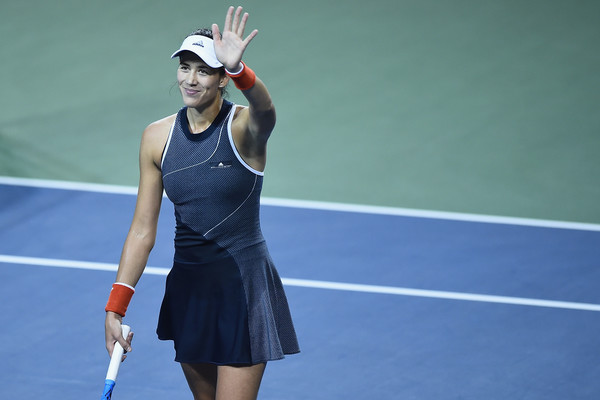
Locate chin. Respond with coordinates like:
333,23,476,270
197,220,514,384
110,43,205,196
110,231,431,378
181,94,203,108
182,97,198,107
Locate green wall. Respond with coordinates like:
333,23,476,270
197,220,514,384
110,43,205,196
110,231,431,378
1,0,598,222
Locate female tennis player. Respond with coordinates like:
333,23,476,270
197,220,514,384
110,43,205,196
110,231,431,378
104,6,299,399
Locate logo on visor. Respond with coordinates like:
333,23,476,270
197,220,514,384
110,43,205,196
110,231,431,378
192,40,205,47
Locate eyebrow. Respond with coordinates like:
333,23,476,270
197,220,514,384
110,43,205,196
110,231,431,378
181,60,212,68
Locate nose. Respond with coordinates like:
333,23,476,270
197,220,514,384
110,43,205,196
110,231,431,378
185,71,198,86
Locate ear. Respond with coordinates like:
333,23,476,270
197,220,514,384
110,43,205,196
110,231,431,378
219,74,230,88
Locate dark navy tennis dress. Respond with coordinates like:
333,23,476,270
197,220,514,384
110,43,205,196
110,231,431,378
157,100,299,365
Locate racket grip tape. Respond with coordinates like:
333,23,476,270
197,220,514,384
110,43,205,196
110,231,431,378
106,324,131,381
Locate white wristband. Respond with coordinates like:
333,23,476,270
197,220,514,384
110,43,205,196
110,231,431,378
225,63,244,76
114,282,135,292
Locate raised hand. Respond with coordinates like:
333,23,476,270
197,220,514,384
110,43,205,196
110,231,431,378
212,6,258,71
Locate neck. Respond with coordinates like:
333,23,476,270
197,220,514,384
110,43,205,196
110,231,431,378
186,97,223,133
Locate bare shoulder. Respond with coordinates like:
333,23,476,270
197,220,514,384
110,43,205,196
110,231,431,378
144,114,176,142
141,113,177,165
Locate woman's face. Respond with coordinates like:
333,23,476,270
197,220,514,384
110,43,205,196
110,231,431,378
177,53,227,108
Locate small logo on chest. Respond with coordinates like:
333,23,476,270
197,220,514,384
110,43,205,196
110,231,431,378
210,161,233,169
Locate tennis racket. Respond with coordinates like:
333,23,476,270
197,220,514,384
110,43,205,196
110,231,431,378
101,324,131,400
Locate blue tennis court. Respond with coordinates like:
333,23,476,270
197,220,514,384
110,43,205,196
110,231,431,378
1,177,599,399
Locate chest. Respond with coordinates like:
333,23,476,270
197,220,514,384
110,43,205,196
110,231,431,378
162,127,258,206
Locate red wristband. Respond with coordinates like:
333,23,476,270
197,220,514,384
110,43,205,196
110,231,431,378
105,283,135,317
226,61,256,91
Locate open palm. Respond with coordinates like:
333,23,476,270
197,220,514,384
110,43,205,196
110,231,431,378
212,6,258,71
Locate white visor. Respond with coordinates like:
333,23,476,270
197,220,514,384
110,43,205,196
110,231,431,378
171,35,223,68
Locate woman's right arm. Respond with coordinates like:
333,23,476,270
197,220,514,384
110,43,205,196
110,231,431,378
104,118,170,357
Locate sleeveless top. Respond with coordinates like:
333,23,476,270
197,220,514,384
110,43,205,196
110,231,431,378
161,100,265,256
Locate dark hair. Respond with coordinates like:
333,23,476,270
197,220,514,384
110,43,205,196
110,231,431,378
182,28,229,98
188,27,215,39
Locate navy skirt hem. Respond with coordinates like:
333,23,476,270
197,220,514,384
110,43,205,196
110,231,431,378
156,241,300,365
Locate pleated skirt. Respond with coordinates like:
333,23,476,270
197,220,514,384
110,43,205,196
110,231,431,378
156,242,299,365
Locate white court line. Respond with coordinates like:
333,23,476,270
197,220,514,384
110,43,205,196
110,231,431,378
0,176,139,195
1,254,600,312
1,175,600,231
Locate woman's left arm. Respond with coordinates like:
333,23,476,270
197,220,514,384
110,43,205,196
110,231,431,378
213,6,276,165
235,74,276,143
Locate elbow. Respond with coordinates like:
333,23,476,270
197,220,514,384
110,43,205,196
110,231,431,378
130,228,156,253
266,105,276,131
144,237,156,253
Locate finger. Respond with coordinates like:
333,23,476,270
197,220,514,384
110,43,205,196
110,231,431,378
237,12,250,37
116,331,132,353
122,331,133,346
126,331,134,347
121,331,134,361
243,29,259,46
232,6,243,34
224,5,234,32
212,23,221,42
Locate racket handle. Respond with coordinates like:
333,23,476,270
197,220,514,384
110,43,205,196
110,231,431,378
105,324,131,381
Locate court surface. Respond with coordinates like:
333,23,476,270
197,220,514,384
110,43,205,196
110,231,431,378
1,177,599,399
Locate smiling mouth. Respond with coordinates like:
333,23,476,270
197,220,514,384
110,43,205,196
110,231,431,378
181,86,200,96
